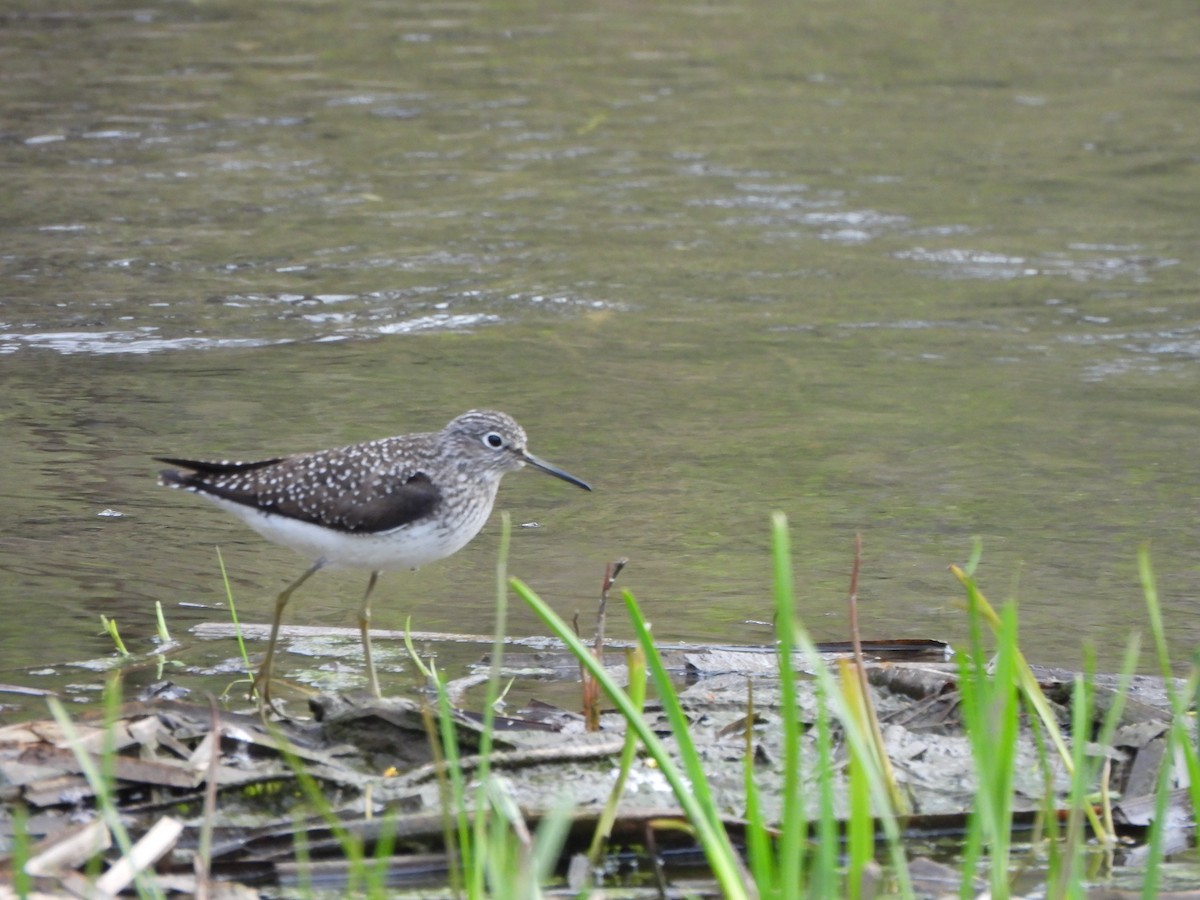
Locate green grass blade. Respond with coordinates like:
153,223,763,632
741,678,778,893
770,512,806,897
1138,545,1200,861
154,601,171,644
791,625,915,899
511,576,753,899
100,615,129,657
215,546,253,679
11,802,33,899
811,675,839,898
623,588,753,889
950,564,1110,842
265,721,368,894
469,511,514,896
588,645,647,867
47,696,165,900
531,798,575,889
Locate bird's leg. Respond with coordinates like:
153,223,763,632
358,570,383,698
254,560,323,717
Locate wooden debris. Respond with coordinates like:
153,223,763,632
0,629,1190,895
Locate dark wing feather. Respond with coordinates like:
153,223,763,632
305,472,441,533
156,456,285,475
156,442,443,534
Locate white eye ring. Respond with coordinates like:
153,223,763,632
483,431,505,449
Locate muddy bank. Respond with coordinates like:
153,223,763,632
0,629,1189,895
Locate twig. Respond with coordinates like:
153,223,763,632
845,534,908,815
848,533,864,670
193,696,221,900
594,558,628,658
583,559,628,731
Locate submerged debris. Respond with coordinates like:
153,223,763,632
0,636,1190,896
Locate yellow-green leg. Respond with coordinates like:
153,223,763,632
358,570,383,698
254,561,323,717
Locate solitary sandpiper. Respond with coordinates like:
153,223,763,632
157,409,591,714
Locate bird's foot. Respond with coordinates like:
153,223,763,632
250,672,289,721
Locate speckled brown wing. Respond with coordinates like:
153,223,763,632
156,442,442,535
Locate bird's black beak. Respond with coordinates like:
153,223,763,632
522,451,592,491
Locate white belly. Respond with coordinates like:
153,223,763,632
202,494,493,571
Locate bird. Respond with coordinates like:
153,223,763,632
156,409,591,714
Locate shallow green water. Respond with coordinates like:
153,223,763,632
2,0,1199,712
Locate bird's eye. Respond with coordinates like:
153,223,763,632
483,432,505,449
